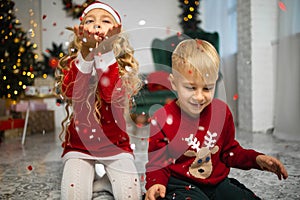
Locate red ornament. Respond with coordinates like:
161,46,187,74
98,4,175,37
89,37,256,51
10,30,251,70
48,57,59,69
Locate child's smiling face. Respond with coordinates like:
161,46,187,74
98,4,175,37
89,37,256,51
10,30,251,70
82,8,116,39
170,69,216,118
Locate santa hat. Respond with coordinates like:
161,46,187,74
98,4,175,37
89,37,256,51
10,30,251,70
81,1,121,24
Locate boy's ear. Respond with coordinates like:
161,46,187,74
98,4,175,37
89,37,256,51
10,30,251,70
169,74,177,91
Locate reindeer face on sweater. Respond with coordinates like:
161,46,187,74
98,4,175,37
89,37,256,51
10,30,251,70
183,131,219,179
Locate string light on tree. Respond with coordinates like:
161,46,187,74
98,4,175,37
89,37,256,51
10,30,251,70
179,0,201,31
0,0,38,100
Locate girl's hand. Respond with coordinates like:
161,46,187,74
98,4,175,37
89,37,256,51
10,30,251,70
256,154,288,180
145,184,166,200
95,24,122,54
74,24,100,48
74,24,122,60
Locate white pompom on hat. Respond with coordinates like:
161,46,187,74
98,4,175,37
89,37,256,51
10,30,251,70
81,1,121,24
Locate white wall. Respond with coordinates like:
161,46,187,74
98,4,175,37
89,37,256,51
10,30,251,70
40,0,181,74
251,0,278,132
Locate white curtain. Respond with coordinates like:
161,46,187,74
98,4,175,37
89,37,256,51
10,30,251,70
274,0,300,140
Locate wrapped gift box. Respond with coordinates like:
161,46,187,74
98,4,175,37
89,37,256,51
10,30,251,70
11,100,47,112
0,118,25,131
25,110,54,134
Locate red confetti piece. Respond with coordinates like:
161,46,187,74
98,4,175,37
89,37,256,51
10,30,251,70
70,184,74,187
278,1,286,11
79,16,83,21
140,174,145,182
56,102,60,106
233,93,239,101
27,165,33,171
136,123,143,128
42,15,47,20
177,32,182,37
166,26,171,35
53,22,57,26
171,43,175,47
188,70,192,74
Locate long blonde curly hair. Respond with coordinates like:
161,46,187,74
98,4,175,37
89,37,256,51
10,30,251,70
55,30,142,142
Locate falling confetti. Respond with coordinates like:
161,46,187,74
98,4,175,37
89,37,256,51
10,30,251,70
42,14,47,20
166,27,171,35
138,19,146,26
101,77,110,87
150,119,157,126
166,115,173,125
233,93,239,101
278,1,286,11
125,66,132,72
27,165,33,171
198,126,205,131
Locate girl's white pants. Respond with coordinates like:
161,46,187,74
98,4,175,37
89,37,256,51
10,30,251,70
60,158,142,200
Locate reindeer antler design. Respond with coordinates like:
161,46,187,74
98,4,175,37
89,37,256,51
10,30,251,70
203,131,218,149
184,134,201,152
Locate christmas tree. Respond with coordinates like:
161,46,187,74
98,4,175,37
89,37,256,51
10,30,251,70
178,0,201,32
0,0,39,100
35,42,66,78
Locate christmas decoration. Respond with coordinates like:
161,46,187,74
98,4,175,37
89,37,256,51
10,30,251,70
178,0,201,31
0,0,39,100
35,42,66,78
62,0,95,19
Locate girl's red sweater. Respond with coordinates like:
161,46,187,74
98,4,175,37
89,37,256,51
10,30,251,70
61,54,132,157
145,99,263,189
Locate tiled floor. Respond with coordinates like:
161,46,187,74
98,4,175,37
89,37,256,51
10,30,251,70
0,127,299,199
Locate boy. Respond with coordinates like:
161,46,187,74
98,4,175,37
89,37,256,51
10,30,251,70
145,39,288,200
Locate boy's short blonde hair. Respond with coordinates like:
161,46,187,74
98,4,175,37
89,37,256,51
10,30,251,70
171,39,220,82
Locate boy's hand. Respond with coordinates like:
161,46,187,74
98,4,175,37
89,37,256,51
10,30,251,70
256,155,288,180
145,184,166,200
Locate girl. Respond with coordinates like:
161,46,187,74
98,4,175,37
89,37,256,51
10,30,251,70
55,1,142,199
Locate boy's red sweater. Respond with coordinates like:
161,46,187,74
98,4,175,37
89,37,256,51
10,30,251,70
145,99,263,189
